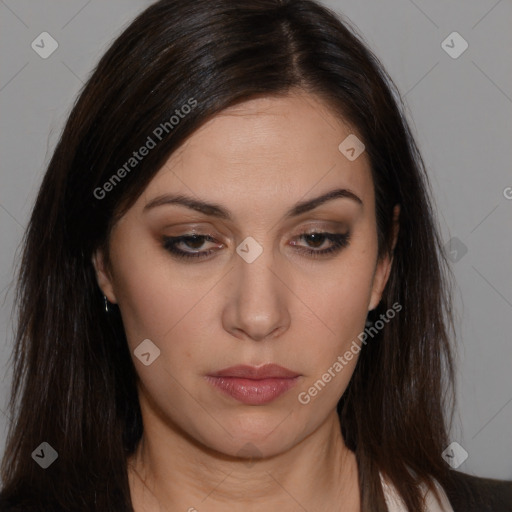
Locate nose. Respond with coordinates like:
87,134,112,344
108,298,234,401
221,245,291,342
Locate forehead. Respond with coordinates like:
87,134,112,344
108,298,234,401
137,92,373,217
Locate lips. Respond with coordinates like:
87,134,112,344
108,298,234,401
208,364,300,379
205,364,301,405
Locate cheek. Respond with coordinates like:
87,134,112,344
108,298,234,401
114,266,208,353
107,230,186,347
314,248,377,338
109,233,223,387
110,248,208,414
293,234,377,386
293,272,375,414
296,272,372,377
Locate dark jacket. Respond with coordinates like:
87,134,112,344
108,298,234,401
1,470,510,511
443,470,512,512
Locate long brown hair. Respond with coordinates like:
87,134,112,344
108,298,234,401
1,1,457,510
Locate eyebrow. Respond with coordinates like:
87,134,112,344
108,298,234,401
143,187,362,220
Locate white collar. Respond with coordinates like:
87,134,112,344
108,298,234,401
380,471,454,512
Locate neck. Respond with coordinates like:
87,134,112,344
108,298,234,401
127,410,360,512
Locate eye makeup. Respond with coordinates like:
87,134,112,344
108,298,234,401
161,229,351,261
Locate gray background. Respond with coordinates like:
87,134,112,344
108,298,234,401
1,0,511,480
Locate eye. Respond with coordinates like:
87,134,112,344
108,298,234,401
162,234,222,260
162,230,350,261
290,231,350,258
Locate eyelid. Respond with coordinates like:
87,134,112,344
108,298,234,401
293,221,348,233
162,222,346,244
161,228,350,262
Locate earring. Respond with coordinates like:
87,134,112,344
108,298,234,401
104,295,109,313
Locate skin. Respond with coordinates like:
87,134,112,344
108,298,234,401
93,91,399,512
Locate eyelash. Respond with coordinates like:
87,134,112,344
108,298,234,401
162,231,350,261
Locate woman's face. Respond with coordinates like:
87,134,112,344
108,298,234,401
94,92,396,459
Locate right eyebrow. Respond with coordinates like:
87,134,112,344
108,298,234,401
143,187,363,220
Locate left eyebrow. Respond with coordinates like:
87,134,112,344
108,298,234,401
143,187,363,220
285,187,363,218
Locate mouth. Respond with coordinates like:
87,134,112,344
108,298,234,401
205,364,301,405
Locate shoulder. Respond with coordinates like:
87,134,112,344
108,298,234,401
442,470,512,512
0,493,63,512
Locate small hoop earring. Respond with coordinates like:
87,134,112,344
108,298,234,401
104,295,109,313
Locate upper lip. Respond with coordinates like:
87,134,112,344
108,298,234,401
208,364,300,379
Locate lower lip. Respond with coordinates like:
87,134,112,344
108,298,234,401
205,376,300,405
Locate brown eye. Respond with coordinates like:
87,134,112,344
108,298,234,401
290,231,350,258
162,234,222,260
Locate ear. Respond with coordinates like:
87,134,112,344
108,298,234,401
92,247,118,304
368,204,400,311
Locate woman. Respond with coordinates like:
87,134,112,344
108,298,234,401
0,1,510,511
